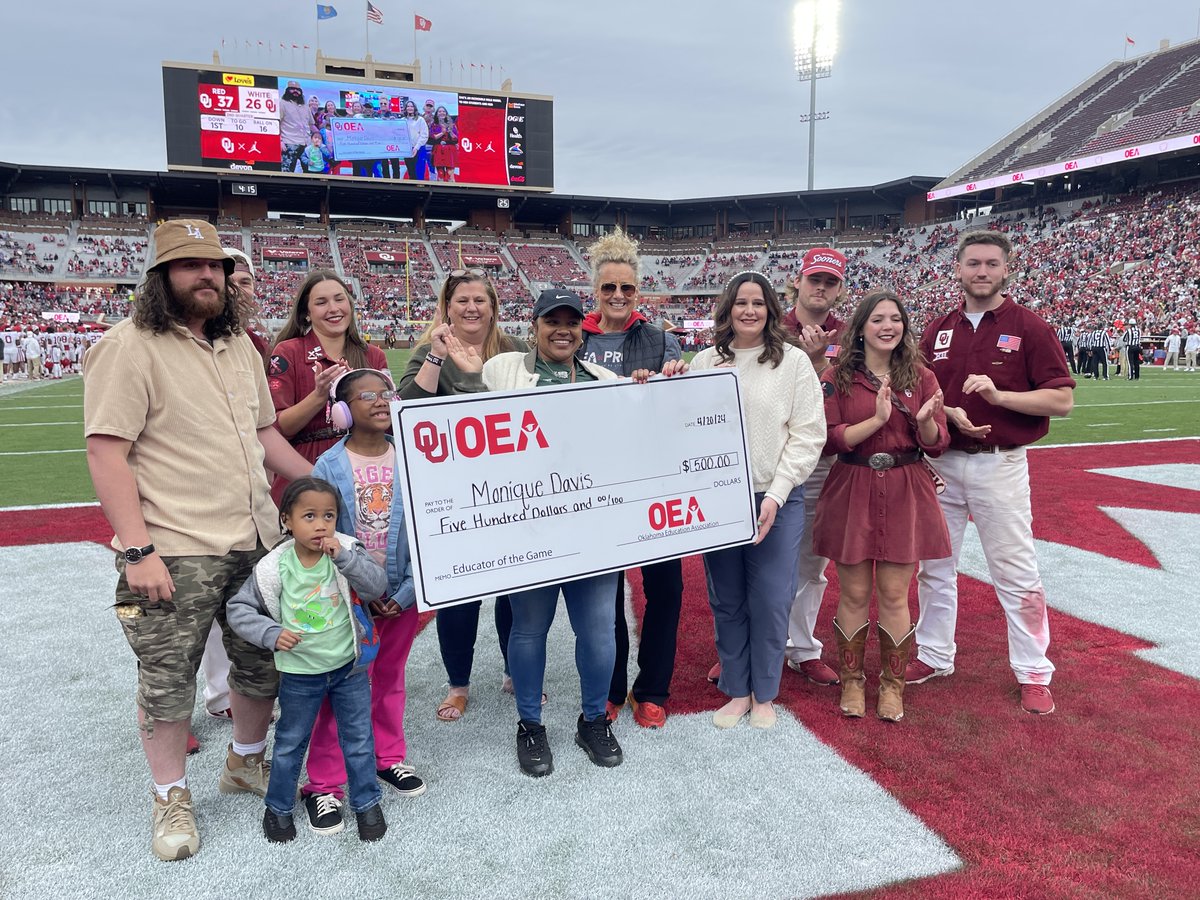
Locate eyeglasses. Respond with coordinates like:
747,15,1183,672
598,282,638,298
450,268,487,278
351,390,398,402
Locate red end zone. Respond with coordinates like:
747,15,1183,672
5,440,1198,897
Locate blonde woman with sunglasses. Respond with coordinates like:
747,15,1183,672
399,268,524,722
579,228,688,731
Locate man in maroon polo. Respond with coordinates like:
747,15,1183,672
910,230,1075,715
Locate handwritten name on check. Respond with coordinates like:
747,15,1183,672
393,369,756,611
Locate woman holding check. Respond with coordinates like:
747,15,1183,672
812,289,950,722
399,268,524,723
481,289,624,778
690,271,825,729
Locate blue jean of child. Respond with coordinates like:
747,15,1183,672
265,660,381,816
507,573,618,723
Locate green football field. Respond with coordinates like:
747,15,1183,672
1,353,1197,509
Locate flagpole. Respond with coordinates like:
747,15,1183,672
365,3,370,59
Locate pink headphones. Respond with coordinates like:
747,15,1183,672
326,367,396,432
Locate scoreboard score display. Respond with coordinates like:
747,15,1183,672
162,63,554,191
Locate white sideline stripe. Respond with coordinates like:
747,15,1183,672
1035,435,1199,450
3,421,82,427
1143,428,1178,432
1085,423,1119,427
0,448,85,456
0,404,84,410
0,501,99,511
1073,399,1200,408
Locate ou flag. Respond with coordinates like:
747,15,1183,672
414,13,432,30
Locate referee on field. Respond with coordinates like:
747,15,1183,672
1076,327,1094,378
1056,322,1077,374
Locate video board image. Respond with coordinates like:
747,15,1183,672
163,65,553,190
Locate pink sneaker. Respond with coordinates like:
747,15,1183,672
905,659,954,684
1020,684,1055,715
787,658,840,685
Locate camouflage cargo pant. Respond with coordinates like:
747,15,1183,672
113,547,278,722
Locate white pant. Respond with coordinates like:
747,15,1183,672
1164,350,1180,368
785,454,833,662
200,621,232,714
915,448,1054,684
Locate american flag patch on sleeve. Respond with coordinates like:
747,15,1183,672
997,334,1022,351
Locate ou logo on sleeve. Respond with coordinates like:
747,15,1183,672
934,330,953,351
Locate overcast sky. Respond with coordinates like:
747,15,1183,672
2,1,1198,199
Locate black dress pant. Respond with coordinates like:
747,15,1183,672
609,557,684,705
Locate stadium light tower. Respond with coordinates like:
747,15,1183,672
793,0,840,191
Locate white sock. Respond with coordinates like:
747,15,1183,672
232,739,267,757
154,777,187,800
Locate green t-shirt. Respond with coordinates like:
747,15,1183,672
275,549,354,675
533,355,598,387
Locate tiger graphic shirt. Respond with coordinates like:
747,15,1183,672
345,446,395,568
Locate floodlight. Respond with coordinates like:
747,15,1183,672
794,0,840,81
793,0,840,191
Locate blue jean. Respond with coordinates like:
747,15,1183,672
265,660,380,816
436,595,513,687
703,488,805,704
508,573,618,723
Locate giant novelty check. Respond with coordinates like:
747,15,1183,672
393,369,756,611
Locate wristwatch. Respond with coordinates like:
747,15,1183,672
124,543,156,564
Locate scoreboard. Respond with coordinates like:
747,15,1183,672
162,62,554,191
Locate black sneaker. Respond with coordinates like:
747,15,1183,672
263,808,296,843
356,803,387,842
516,719,554,777
377,762,427,797
303,792,345,835
575,713,623,768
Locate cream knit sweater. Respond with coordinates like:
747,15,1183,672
690,342,825,506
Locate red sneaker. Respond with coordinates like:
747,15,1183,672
787,658,840,685
905,659,954,684
707,662,721,684
628,694,667,729
186,731,201,755
1020,684,1055,715
605,700,623,722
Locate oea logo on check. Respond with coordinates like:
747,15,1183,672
412,410,549,464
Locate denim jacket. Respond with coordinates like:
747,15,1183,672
312,435,417,610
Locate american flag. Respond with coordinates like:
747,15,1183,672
997,334,1022,351
367,1,383,24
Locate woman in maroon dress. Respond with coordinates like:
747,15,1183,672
267,270,389,503
812,289,949,722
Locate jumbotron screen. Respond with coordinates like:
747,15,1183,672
162,64,553,190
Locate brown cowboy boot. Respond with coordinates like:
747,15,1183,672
878,623,916,722
833,619,869,718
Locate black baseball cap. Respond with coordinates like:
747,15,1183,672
532,289,585,319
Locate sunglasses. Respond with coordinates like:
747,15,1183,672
598,282,638,298
351,390,398,402
450,268,487,278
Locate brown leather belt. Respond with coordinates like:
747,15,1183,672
956,443,1021,454
838,450,922,471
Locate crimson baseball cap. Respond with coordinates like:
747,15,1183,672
800,247,847,280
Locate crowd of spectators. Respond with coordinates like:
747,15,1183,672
0,229,68,275
65,234,148,279
3,183,1199,346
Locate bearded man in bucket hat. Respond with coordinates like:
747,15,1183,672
83,218,312,861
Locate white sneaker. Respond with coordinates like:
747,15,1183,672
151,786,199,861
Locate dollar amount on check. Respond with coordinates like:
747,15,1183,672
393,369,757,611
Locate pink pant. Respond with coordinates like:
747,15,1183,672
302,606,419,798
